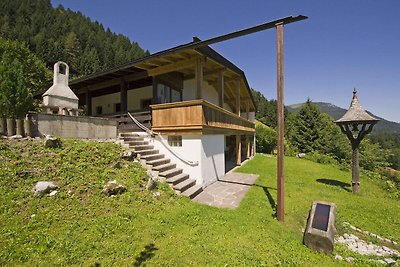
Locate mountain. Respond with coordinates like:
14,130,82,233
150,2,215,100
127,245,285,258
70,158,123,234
287,102,400,134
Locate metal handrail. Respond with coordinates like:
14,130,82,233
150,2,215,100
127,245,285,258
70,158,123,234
127,112,198,166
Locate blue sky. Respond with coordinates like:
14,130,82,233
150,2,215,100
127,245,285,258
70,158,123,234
52,0,400,122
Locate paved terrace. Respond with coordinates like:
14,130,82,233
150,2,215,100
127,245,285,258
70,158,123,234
193,172,259,209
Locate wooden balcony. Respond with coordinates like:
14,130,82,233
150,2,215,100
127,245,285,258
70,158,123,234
151,100,255,135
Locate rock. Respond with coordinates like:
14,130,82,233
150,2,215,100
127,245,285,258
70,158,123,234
384,258,396,265
146,178,157,191
103,180,127,196
122,150,135,160
146,170,159,191
49,190,58,197
345,257,354,263
296,153,306,158
44,135,62,148
334,255,343,261
152,192,161,198
9,135,23,139
33,181,58,196
112,161,121,169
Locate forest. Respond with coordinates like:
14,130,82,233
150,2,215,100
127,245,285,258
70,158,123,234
0,0,149,77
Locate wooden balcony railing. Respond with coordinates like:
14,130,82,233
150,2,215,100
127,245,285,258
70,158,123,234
150,100,255,135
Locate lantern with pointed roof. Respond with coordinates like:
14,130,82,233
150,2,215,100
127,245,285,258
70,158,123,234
335,89,379,193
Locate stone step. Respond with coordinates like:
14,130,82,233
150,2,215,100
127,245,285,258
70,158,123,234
125,140,147,146
146,158,171,167
173,178,195,192
152,162,176,173
166,173,189,185
120,133,140,138
133,144,154,151
181,184,203,199
159,168,183,179
137,149,159,156
140,153,164,161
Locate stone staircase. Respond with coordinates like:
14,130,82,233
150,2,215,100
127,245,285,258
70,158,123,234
120,132,203,199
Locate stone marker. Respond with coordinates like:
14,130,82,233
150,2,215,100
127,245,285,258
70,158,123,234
304,200,336,254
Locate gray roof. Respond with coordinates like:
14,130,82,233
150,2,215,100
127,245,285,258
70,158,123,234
335,89,379,124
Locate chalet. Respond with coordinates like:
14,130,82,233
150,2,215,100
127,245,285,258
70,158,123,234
69,38,256,196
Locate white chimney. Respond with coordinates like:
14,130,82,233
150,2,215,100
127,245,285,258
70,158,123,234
42,62,79,115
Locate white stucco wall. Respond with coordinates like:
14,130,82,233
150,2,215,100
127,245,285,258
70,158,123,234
150,135,203,185
200,135,225,187
127,86,152,110
92,92,120,115
240,111,256,122
182,79,219,106
149,134,225,187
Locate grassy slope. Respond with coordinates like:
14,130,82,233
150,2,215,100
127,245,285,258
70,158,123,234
0,139,399,266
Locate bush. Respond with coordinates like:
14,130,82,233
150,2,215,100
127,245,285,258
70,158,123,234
255,120,277,154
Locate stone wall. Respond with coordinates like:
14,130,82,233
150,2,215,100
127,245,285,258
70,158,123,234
29,113,118,139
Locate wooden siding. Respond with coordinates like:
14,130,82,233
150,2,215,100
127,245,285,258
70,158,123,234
151,100,255,135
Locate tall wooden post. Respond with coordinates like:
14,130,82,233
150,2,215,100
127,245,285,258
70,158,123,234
217,70,224,108
120,80,127,113
86,89,92,116
235,79,241,116
276,22,285,222
236,135,241,165
195,58,203,99
351,141,360,193
152,77,158,104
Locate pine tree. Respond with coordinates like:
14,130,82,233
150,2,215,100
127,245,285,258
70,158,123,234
289,99,324,153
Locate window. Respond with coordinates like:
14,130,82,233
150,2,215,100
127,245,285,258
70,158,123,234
168,136,182,147
96,106,102,115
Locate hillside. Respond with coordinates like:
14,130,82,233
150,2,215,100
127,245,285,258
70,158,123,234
1,139,399,265
0,0,149,77
288,102,400,133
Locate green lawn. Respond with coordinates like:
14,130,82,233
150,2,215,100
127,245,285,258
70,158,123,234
0,139,399,266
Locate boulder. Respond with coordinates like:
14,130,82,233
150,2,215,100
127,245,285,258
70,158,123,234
122,150,135,160
112,161,121,169
296,153,306,158
33,181,58,196
103,180,127,196
146,170,159,191
44,135,62,148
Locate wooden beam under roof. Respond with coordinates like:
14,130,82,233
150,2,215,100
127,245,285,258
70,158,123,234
147,57,203,77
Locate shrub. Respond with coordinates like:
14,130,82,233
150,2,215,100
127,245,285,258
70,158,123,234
255,120,277,154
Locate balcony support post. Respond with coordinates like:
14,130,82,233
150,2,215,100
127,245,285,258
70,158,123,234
236,134,241,165
195,58,204,99
236,79,240,116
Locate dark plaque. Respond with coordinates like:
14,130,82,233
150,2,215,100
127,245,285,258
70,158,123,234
311,203,331,231
303,201,336,254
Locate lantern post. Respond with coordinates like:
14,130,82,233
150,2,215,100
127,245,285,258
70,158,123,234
335,89,379,193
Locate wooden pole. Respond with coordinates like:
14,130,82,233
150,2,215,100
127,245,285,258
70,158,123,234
351,141,360,193
276,22,285,222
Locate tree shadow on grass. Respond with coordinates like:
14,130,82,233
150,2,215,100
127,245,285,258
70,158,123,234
133,243,158,267
316,178,351,192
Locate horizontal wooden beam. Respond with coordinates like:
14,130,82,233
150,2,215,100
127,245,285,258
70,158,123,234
75,71,149,93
